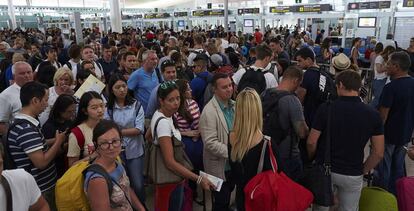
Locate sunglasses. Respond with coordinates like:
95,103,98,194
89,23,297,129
162,59,175,66
159,80,177,90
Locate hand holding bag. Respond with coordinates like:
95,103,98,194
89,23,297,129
301,103,334,206
147,117,193,185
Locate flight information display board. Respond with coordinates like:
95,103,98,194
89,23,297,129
269,4,332,13
403,0,414,7
192,10,225,17
174,12,188,17
238,8,260,15
348,1,391,10
144,13,171,19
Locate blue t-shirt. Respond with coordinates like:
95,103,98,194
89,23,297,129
301,67,321,127
190,71,212,111
379,76,414,146
127,67,159,112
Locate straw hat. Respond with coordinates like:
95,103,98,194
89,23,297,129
332,53,351,71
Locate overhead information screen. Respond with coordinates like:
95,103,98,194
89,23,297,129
358,17,377,28
144,13,170,19
269,4,332,13
348,1,391,10
174,12,188,17
192,10,225,17
403,0,414,7
238,8,260,15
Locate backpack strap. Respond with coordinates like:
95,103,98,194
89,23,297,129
65,61,72,70
134,100,142,118
71,126,85,159
1,174,12,211
83,164,114,200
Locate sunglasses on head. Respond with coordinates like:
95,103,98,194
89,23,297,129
159,80,177,90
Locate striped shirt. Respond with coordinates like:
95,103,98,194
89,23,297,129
174,99,201,131
8,113,57,192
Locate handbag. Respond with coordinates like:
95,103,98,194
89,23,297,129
301,103,334,207
244,137,314,211
147,117,193,185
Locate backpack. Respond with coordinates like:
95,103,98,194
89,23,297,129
71,126,87,159
55,161,114,211
237,67,268,94
199,74,214,106
244,138,313,211
261,89,294,147
2,119,40,170
311,66,337,103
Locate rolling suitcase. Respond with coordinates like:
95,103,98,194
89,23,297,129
396,176,414,211
359,174,398,211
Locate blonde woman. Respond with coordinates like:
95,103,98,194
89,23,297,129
229,89,275,211
39,67,74,125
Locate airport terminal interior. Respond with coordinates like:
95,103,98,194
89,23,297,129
1,0,414,210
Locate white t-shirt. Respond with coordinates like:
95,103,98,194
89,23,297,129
0,83,21,123
374,55,387,79
39,86,60,126
232,65,278,89
63,59,80,79
150,110,182,145
0,169,42,211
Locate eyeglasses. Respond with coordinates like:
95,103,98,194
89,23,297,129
98,138,122,150
159,80,177,90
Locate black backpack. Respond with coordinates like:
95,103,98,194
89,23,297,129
261,89,294,146
2,119,39,170
237,67,268,94
313,67,337,102
199,73,214,106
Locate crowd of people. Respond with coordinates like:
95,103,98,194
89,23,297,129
0,24,414,211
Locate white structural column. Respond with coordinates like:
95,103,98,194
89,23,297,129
7,0,17,30
224,0,228,32
109,0,122,33
73,12,83,44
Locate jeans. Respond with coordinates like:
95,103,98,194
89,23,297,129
370,78,387,108
120,152,145,202
212,171,235,211
313,173,363,211
374,144,407,195
169,184,184,211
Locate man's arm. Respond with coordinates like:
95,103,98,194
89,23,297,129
29,196,50,211
307,128,321,160
294,121,309,139
0,122,7,136
378,107,390,124
27,131,66,169
363,135,385,174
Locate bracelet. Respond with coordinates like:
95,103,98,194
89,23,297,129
197,175,203,184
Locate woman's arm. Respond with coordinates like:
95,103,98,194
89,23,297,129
352,48,359,64
87,178,112,211
128,187,146,211
158,136,214,190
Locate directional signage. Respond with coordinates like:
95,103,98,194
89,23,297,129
348,1,391,10
269,4,332,13
403,0,414,7
192,9,225,17
174,12,188,17
269,6,290,13
144,13,170,19
238,8,260,15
